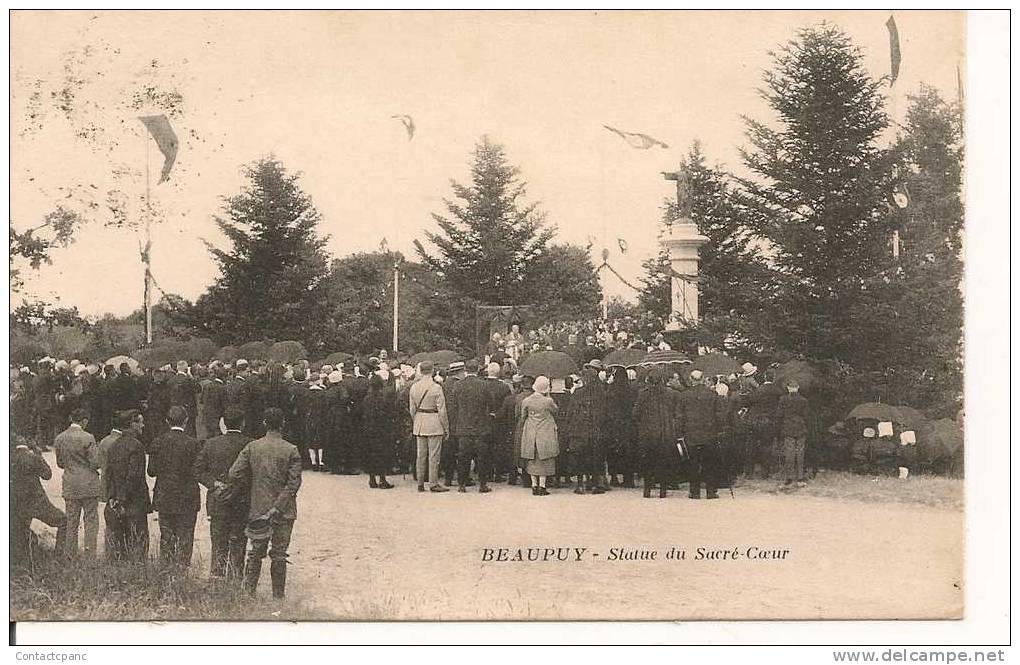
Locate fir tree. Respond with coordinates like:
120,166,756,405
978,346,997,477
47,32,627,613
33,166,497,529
738,24,898,363
419,136,554,306
188,158,331,349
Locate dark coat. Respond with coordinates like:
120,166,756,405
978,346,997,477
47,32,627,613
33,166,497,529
304,386,330,447
325,383,351,448
194,431,251,517
147,429,200,514
110,373,143,412
606,381,637,445
681,385,719,446
743,382,784,430
105,433,151,515
361,386,397,471
776,392,810,439
565,381,609,440
283,380,308,445
199,378,227,436
166,372,198,413
450,375,493,437
632,384,681,449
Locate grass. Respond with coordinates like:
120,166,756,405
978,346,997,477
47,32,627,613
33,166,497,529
10,551,305,621
736,469,964,511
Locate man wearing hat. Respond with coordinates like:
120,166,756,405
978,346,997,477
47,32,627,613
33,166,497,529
449,360,494,493
565,360,610,494
409,361,449,492
32,358,59,451
229,407,303,599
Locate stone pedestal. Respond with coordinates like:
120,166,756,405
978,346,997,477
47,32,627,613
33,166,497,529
661,219,708,331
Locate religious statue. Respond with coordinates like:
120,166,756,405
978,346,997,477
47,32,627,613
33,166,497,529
661,166,694,219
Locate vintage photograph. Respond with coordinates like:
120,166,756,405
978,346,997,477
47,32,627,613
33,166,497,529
9,10,968,623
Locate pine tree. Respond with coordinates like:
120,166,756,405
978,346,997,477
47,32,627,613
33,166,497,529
738,24,898,363
188,158,331,350
419,136,554,306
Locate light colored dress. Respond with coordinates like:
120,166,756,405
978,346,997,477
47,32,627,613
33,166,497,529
519,392,559,476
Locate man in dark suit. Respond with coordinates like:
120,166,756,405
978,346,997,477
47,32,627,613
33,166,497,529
284,368,310,469
440,361,464,487
103,409,151,561
681,370,721,500
194,407,251,578
483,362,512,483
200,365,228,441
147,406,200,566
450,360,495,493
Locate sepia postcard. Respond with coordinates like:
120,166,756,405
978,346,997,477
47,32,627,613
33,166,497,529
8,9,1001,639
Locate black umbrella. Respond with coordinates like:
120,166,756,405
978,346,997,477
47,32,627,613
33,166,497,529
519,351,578,379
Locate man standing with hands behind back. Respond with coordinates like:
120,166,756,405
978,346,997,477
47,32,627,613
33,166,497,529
54,408,101,558
229,407,302,599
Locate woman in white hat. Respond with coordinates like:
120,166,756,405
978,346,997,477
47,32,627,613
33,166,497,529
519,375,559,496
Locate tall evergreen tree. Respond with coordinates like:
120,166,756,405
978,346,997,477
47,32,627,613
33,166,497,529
738,24,898,364
188,158,331,350
847,86,964,414
419,136,554,306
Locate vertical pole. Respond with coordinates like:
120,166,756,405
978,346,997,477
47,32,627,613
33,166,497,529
144,136,153,345
392,261,399,353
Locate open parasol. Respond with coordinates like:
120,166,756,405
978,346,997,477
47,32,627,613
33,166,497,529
603,348,647,368
775,359,819,390
105,355,140,373
847,402,903,423
324,351,354,366
519,350,578,379
692,352,741,377
639,349,691,366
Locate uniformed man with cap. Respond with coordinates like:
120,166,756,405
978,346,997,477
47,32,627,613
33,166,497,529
408,361,449,492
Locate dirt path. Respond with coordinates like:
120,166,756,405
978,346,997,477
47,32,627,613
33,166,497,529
34,457,963,621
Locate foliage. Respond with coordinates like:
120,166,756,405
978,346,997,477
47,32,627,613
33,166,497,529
321,251,473,355
269,340,309,364
186,158,332,351
737,24,898,365
9,207,85,293
418,136,555,306
527,243,602,323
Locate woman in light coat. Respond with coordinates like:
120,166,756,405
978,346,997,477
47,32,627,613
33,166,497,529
519,375,559,496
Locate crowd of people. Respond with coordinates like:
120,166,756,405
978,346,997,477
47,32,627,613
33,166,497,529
9,335,812,598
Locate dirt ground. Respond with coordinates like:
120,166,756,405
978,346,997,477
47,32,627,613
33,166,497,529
30,455,963,621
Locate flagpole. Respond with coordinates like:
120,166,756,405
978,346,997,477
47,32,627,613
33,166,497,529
144,135,153,346
392,260,400,353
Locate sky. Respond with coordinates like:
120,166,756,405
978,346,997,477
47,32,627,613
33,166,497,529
10,10,965,317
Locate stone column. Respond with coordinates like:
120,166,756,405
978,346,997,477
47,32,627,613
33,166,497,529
661,219,708,331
